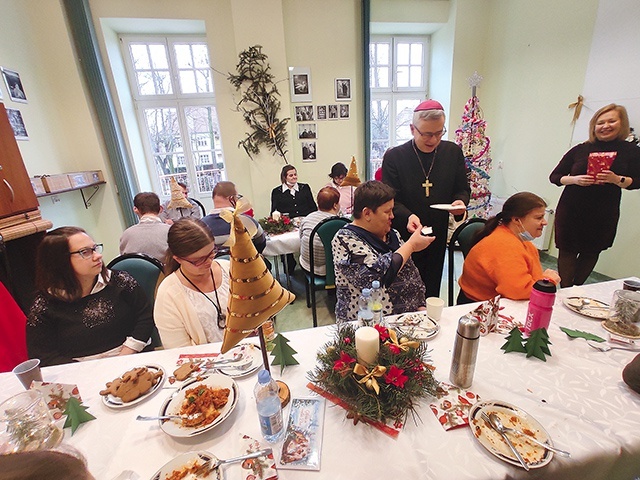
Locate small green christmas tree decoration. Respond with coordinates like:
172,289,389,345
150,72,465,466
501,327,527,353
559,326,605,342
63,397,96,434
270,332,299,373
524,328,552,361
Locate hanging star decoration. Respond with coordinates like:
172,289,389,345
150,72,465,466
63,397,96,434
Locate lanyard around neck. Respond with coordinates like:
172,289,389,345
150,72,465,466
179,265,225,328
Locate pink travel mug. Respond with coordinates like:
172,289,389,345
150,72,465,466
524,279,557,335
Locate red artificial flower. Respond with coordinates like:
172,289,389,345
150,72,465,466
333,351,356,374
374,324,389,342
388,344,400,355
384,365,409,388
344,337,351,344
283,216,291,225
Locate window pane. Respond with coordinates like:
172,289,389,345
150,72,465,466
144,108,184,194
396,66,409,88
410,66,423,87
154,71,173,95
396,99,420,143
377,44,389,65
179,71,197,94
410,43,423,64
149,44,169,69
185,106,225,194
195,69,213,93
396,43,409,64
192,44,210,68
130,44,150,69
174,44,193,68
137,72,156,95
370,99,389,141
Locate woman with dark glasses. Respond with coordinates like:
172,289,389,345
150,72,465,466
27,227,153,366
154,218,230,348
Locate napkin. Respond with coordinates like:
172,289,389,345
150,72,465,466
467,295,500,335
240,434,278,480
168,353,220,383
429,382,480,431
30,381,82,420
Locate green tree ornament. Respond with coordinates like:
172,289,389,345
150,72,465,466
270,333,299,373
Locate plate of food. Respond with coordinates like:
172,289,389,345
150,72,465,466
150,451,220,480
99,365,165,409
216,343,262,378
563,297,610,319
158,374,238,438
430,204,465,211
385,311,440,341
469,400,554,469
601,320,640,339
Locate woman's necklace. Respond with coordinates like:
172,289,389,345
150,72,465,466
179,265,226,328
412,140,437,197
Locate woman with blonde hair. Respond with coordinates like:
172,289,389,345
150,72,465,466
154,218,230,348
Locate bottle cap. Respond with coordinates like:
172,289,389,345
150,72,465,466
372,281,380,289
362,288,371,296
534,279,557,293
457,315,480,339
258,369,271,384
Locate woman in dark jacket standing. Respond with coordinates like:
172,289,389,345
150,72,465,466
550,104,640,287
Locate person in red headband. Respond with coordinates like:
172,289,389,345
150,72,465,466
381,99,470,297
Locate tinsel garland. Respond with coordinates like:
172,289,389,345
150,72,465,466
455,96,492,218
307,323,439,429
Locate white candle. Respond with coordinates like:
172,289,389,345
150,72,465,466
355,326,380,366
272,210,281,221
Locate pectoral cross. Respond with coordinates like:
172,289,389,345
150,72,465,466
422,178,433,197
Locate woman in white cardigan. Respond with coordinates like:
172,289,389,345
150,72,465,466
154,219,230,348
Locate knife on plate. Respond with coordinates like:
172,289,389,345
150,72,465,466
481,412,530,471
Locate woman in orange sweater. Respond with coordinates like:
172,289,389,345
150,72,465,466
457,192,560,304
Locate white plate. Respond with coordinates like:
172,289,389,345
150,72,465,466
430,204,464,211
216,343,263,378
150,451,220,480
101,364,165,409
469,400,554,469
158,374,239,438
384,311,440,341
563,297,610,319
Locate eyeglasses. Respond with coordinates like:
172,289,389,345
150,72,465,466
228,193,243,206
413,124,447,139
69,244,103,259
179,248,216,267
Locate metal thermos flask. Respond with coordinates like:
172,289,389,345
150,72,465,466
449,315,480,388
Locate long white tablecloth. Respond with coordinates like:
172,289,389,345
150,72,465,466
1,279,640,479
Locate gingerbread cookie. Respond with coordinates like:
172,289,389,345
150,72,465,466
173,361,201,381
100,367,163,403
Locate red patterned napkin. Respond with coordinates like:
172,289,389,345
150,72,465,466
30,381,82,420
429,382,480,431
240,434,278,480
467,296,500,336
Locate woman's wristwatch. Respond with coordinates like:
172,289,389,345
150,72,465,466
619,176,627,187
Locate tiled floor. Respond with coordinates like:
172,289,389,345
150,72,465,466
272,251,613,334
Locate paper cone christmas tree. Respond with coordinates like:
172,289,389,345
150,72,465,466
167,177,193,210
341,156,361,187
220,204,295,353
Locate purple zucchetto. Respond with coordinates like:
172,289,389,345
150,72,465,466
414,100,444,112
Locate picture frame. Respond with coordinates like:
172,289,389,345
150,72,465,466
316,105,327,121
297,123,317,139
335,78,351,102
339,104,350,119
294,105,314,122
6,108,28,140
1,67,27,103
328,104,339,120
289,67,312,103
302,141,316,162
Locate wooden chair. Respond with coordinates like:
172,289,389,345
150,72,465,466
447,218,487,306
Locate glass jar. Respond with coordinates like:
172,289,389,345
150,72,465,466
609,289,640,324
0,390,63,453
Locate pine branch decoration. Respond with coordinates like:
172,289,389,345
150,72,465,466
228,45,289,162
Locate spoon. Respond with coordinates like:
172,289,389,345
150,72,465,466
135,413,202,422
482,412,529,470
578,298,608,310
483,412,570,457
193,449,272,476
587,340,640,352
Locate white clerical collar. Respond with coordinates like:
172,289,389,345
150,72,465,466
282,183,299,194
139,214,164,224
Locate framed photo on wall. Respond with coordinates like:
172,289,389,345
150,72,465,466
1,67,28,103
302,141,316,162
335,78,351,102
294,105,314,122
339,104,350,119
297,123,317,139
328,104,338,120
316,105,327,121
289,67,312,103
6,108,28,140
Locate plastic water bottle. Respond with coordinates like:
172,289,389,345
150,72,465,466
524,279,557,335
254,370,284,443
371,281,383,324
358,288,374,326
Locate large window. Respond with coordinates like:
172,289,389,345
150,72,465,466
369,36,429,175
121,36,226,197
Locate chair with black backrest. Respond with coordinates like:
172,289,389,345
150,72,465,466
191,198,206,217
447,217,487,306
305,216,351,327
106,253,165,349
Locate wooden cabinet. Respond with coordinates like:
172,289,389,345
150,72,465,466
0,103,38,218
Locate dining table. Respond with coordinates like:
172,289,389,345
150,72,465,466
262,229,301,291
1,278,639,479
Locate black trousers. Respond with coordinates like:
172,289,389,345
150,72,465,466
411,233,447,298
